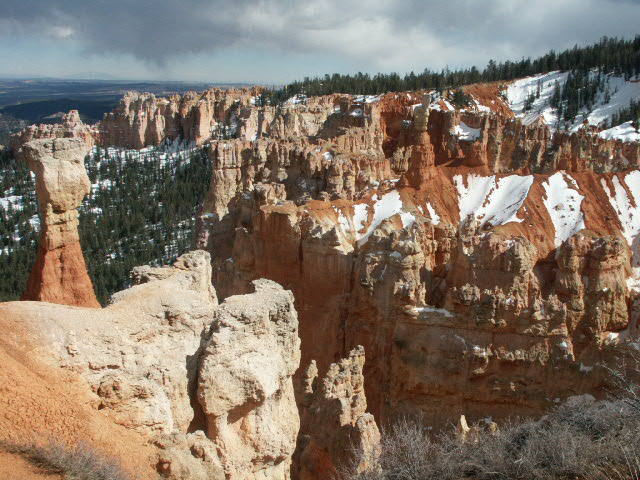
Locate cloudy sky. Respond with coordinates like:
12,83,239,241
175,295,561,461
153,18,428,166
1,0,639,84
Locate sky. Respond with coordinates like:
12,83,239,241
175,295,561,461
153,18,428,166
1,0,639,84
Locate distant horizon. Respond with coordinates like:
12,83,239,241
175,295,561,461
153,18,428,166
0,72,260,86
3,0,640,84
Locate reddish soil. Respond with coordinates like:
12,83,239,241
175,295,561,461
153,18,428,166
0,317,156,479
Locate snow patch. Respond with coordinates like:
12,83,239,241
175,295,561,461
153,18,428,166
353,204,369,235
599,121,640,143
454,174,533,227
542,172,585,248
452,121,481,141
334,206,350,232
600,171,640,290
506,71,569,130
413,305,455,318
355,190,414,246
425,202,440,224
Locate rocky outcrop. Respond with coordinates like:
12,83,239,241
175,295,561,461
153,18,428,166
19,137,99,307
196,278,300,480
197,88,640,430
98,88,262,148
8,110,94,152
0,251,302,480
295,346,380,480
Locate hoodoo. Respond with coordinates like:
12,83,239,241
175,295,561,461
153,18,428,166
19,137,100,307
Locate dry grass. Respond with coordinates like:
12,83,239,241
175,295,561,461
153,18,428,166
344,396,640,480
0,439,135,480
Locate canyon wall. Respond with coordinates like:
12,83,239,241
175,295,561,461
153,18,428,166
8,83,640,433
196,91,640,428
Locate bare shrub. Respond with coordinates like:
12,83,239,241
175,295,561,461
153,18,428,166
344,396,640,480
0,439,135,480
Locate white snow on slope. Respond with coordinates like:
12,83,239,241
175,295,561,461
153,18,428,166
507,70,640,141
333,206,350,232
600,171,640,290
453,121,481,141
425,202,440,224
286,94,307,105
570,75,640,131
355,190,414,246
353,204,369,234
413,305,454,318
352,94,381,103
599,121,640,143
454,174,533,227
506,71,569,128
542,172,585,248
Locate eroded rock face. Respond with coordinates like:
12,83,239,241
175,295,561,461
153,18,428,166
0,252,302,480
197,279,301,480
196,90,640,430
19,137,99,308
295,346,380,480
98,88,262,148
8,110,94,152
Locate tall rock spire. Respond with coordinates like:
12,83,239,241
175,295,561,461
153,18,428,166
20,137,100,308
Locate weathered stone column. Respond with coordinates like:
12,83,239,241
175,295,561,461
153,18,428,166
20,137,100,307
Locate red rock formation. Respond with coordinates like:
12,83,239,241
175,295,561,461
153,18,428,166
8,110,94,152
19,138,100,308
295,346,380,480
98,88,263,148
196,90,640,430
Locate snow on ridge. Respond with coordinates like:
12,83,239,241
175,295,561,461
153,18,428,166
542,172,585,248
354,190,415,246
333,206,350,232
352,94,381,103
599,121,640,143
600,171,640,290
425,202,440,225
413,305,455,318
400,211,416,229
506,71,569,129
285,94,307,105
506,70,640,139
453,121,481,141
454,174,533,228
570,74,640,133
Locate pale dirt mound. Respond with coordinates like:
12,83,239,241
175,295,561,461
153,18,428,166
0,314,157,479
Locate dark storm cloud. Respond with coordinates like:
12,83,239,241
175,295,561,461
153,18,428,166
2,0,639,71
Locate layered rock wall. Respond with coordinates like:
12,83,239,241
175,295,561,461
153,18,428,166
295,346,380,480
197,91,640,429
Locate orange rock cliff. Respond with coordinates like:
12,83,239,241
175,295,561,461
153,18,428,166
4,80,640,479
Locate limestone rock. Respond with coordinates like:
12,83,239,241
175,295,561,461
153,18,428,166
197,279,301,480
8,110,94,152
19,137,99,307
296,346,380,480
154,432,225,480
0,253,302,480
197,88,639,430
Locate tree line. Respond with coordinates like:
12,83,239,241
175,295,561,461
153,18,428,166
267,36,640,100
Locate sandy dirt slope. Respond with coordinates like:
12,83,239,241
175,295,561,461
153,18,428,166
0,312,157,479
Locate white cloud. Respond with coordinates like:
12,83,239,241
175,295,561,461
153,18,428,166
1,0,639,79
47,26,75,39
